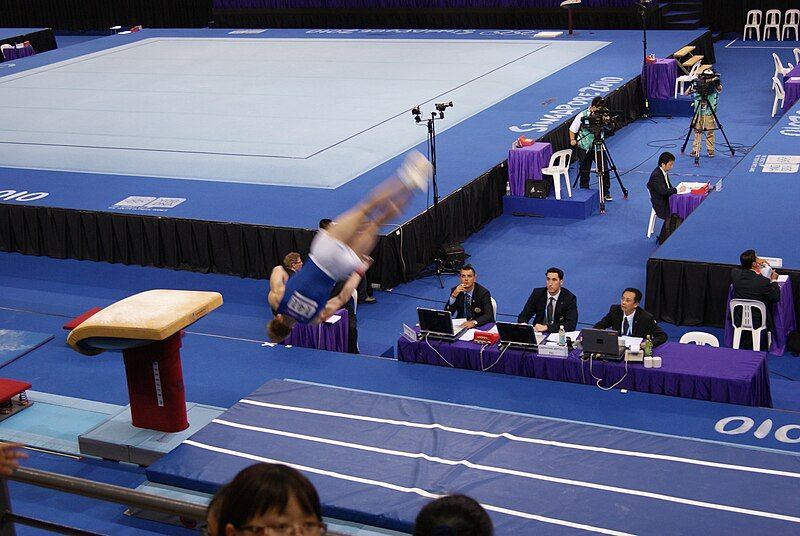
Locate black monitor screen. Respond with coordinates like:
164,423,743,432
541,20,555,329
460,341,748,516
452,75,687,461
417,308,455,335
496,322,537,345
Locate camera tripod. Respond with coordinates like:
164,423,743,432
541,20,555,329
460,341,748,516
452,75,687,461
573,135,629,214
680,93,734,165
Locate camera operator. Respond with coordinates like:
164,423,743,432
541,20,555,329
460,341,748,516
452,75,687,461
685,68,722,158
569,96,612,200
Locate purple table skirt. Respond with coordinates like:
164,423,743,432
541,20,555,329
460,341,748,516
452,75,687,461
1,44,34,61
215,0,643,8
398,336,771,407
668,192,706,220
783,64,800,112
724,279,796,355
507,142,553,196
643,58,677,100
284,308,349,352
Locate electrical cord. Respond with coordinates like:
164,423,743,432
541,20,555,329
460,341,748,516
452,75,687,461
588,353,629,391
424,332,455,367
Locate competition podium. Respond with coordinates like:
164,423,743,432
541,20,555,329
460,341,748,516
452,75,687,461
67,290,225,464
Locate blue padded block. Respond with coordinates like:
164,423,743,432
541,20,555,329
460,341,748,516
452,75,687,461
502,188,599,220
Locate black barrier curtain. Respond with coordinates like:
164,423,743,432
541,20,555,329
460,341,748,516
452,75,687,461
0,166,503,288
213,6,662,30
2,0,212,30
646,258,800,331
702,0,798,34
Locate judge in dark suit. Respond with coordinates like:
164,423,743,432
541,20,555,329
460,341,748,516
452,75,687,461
516,267,578,332
593,288,667,348
646,152,687,244
731,249,780,347
445,264,494,329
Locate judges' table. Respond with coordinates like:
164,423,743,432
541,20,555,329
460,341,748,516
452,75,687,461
397,335,771,407
783,64,800,113
669,192,706,219
724,278,796,355
507,142,553,196
284,309,348,352
643,58,678,99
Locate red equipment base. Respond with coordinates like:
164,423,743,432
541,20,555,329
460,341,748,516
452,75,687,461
121,332,188,433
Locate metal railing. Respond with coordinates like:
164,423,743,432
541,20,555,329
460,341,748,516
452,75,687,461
1,466,207,535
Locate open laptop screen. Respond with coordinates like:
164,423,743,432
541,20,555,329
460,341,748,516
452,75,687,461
580,328,623,356
417,308,457,336
496,322,538,347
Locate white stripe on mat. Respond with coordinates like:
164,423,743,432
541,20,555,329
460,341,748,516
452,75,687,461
211,418,800,525
183,439,633,536
239,399,800,479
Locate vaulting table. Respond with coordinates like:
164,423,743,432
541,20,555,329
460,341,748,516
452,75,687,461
397,332,771,407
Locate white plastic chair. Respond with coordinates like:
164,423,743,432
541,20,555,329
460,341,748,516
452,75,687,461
679,331,720,347
0,44,12,61
794,47,800,66
764,9,782,40
490,297,497,320
646,208,657,238
743,9,762,40
772,53,794,83
772,76,785,117
730,299,771,352
783,9,799,40
540,149,572,200
674,61,701,98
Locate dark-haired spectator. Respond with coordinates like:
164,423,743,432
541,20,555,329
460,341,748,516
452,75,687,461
445,265,494,329
204,483,228,536
414,494,493,536
216,463,325,536
517,267,578,332
593,288,667,348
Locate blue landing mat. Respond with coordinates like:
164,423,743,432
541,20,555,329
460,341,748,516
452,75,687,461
148,380,800,535
0,328,53,368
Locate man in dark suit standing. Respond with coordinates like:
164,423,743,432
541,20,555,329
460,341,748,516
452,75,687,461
593,288,667,347
731,249,780,348
445,264,494,329
646,152,687,244
516,267,578,333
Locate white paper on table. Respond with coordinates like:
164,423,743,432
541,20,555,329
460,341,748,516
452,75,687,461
761,256,783,268
325,314,341,324
459,329,477,341
545,330,580,343
452,318,468,331
777,274,789,283
676,181,709,193
619,336,644,349
487,325,499,334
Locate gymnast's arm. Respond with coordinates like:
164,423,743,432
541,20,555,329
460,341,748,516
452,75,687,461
314,272,362,324
268,266,289,311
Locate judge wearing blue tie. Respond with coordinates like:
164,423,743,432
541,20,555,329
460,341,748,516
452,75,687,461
445,265,495,329
593,288,667,348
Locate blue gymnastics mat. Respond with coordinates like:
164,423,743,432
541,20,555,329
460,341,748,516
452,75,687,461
147,379,800,535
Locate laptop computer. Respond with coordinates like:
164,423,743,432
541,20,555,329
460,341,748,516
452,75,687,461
417,308,468,342
580,328,626,361
496,322,539,351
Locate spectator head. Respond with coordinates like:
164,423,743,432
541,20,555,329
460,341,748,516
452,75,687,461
414,494,493,536
205,484,228,536
620,287,642,315
319,218,333,230
740,249,758,269
545,267,564,295
217,463,324,536
283,252,303,273
658,152,675,168
591,96,604,108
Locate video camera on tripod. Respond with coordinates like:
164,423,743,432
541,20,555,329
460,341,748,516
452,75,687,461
691,70,722,97
580,106,618,139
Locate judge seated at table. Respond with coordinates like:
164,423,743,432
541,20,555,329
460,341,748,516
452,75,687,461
445,264,494,330
516,267,578,333
593,287,667,348
647,151,687,244
731,249,780,348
